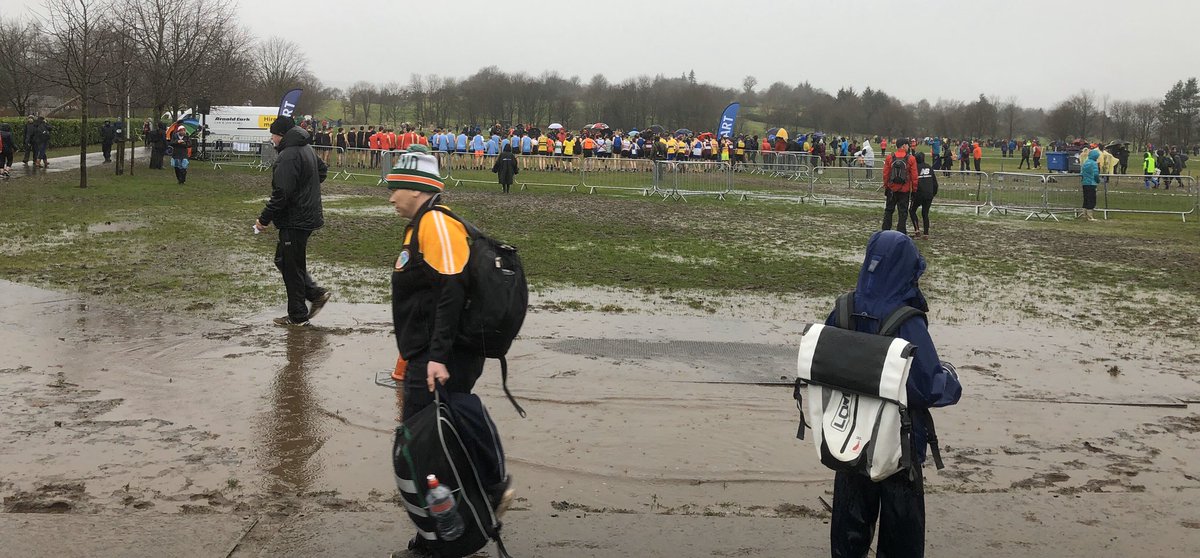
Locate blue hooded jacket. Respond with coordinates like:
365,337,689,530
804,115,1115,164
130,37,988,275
1081,149,1101,186
825,230,961,462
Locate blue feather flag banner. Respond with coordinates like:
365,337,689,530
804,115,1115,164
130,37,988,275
278,89,303,118
717,102,740,138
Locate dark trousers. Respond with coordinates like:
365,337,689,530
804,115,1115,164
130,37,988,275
909,195,933,235
102,141,113,161
1019,155,1030,169
402,351,486,420
973,158,981,172
882,190,910,234
959,157,968,172
34,143,47,162
1033,157,1041,169
1082,185,1097,209
22,143,32,163
273,228,325,321
831,468,925,558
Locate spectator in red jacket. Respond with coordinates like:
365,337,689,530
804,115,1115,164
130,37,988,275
882,138,919,234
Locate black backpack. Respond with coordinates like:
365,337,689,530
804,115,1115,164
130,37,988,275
393,387,514,558
889,153,910,185
410,205,529,417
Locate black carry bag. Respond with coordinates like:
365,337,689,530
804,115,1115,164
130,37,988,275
392,386,513,558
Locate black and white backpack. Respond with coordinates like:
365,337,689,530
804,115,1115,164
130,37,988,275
794,292,944,481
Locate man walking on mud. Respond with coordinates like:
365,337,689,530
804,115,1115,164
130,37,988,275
254,115,332,326
386,147,514,555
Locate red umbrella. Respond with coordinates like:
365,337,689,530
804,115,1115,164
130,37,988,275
591,122,610,130
697,132,715,140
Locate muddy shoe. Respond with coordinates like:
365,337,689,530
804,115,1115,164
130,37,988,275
306,290,332,320
272,316,310,327
393,536,435,557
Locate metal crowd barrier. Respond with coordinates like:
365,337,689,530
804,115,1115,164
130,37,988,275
581,158,655,194
987,172,1053,219
987,172,1198,221
653,160,733,200
212,140,271,171
1096,173,1197,221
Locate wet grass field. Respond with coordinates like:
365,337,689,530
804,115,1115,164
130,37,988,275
1,164,1197,338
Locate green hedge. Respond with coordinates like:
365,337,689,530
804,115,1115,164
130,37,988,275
0,117,111,148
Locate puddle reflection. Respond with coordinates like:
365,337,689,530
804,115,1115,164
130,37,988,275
258,327,332,493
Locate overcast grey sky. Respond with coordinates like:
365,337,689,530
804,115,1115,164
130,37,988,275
8,0,1197,108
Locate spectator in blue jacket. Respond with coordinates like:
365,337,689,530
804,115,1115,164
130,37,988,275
825,230,961,558
1079,148,1100,221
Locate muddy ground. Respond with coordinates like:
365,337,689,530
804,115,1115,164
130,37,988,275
2,277,1198,557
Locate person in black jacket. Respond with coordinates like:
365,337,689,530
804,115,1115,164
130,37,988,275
491,144,518,193
169,128,190,183
0,123,14,178
908,151,938,239
386,148,513,555
21,115,35,166
148,121,167,169
31,116,51,168
255,116,332,326
100,120,116,163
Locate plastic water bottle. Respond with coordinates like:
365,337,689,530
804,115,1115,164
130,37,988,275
425,474,465,541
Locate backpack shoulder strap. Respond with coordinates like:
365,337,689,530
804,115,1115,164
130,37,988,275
834,291,855,329
499,356,526,418
879,305,925,337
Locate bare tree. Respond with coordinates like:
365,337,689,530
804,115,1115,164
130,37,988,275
742,75,758,95
348,81,377,124
0,19,48,115
126,0,240,118
1066,90,1097,139
1000,97,1019,139
30,0,114,188
1108,100,1134,141
1131,100,1159,149
252,37,309,105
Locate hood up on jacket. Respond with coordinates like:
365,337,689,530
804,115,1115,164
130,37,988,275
853,230,928,324
1087,148,1100,162
275,126,311,152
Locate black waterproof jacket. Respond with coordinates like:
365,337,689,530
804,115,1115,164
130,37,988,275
100,123,116,143
491,151,518,186
258,127,327,230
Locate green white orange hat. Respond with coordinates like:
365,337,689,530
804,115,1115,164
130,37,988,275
386,149,444,192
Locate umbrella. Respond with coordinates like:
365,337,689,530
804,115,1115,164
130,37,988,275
1105,139,1130,148
166,116,201,138
766,127,779,140
697,132,715,140
628,130,640,137
548,123,563,130
775,128,789,141
643,124,665,134
591,122,610,130
674,128,692,136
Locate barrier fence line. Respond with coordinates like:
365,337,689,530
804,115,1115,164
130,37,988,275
208,148,1199,221
581,158,656,195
